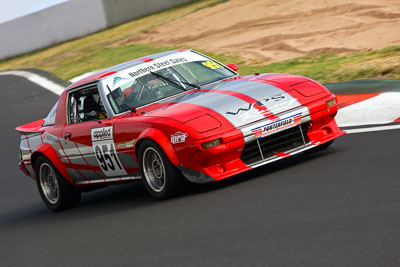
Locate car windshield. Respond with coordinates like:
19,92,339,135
103,51,236,114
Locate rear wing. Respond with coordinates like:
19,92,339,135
15,119,45,134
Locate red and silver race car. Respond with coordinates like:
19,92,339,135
16,49,345,211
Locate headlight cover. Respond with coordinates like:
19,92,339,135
185,114,221,133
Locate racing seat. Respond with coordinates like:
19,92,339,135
83,95,99,121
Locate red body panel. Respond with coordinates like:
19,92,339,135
16,53,345,186
33,143,73,183
15,119,45,133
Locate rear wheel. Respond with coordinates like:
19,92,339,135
139,140,183,199
305,140,334,154
35,156,81,211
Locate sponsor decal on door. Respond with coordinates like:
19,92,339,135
91,126,127,177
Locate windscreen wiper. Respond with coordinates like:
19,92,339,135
150,71,200,91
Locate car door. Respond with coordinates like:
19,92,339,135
61,84,127,184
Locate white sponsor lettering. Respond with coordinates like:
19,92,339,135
251,113,302,138
239,108,260,121
103,51,208,91
116,140,135,149
171,131,188,144
262,118,294,134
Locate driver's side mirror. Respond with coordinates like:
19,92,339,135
226,63,239,72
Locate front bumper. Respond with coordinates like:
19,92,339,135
177,96,345,183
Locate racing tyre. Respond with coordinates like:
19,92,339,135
139,140,183,199
304,140,334,154
35,156,81,211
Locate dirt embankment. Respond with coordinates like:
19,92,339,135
116,0,400,63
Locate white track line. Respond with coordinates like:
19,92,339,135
336,92,400,127
2,70,400,135
0,70,65,95
69,71,97,84
346,124,400,134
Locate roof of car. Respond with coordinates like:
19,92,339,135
66,49,188,90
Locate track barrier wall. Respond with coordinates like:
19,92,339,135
0,0,193,60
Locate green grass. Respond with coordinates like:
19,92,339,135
236,46,400,83
0,0,399,83
0,0,229,80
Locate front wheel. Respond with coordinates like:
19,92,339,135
35,156,81,211
139,140,183,199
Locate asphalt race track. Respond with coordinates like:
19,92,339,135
1,74,400,267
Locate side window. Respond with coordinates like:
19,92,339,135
68,86,107,124
43,100,58,126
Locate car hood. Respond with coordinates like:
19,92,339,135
142,76,327,128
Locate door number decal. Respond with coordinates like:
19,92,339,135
91,126,127,177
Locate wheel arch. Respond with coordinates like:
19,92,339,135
135,128,179,166
31,143,74,184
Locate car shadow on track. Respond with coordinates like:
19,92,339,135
0,147,343,227
183,146,344,197
0,183,153,232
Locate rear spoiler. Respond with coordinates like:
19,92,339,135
15,119,45,134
